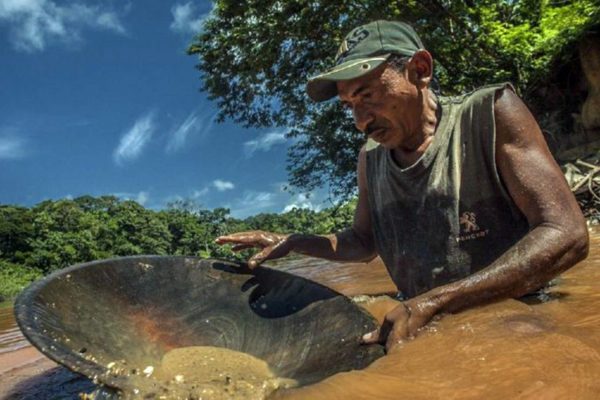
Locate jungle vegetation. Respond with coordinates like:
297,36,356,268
0,196,355,300
189,0,600,199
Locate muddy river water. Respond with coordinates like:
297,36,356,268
2,228,600,399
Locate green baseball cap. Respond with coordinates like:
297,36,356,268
306,20,424,102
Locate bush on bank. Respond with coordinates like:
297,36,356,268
0,260,43,302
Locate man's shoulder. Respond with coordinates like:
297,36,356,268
459,82,515,106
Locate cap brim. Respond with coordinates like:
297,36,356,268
306,55,390,102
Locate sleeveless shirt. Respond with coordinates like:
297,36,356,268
365,83,529,299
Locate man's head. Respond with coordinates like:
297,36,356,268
306,21,435,149
306,20,425,102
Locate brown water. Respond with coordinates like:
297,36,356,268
277,229,600,400
0,302,29,354
2,228,600,399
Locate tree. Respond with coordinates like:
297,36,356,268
25,200,103,272
107,200,172,256
0,205,33,263
189,0,600,199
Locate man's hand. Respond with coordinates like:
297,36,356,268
361,298,438,353
215,231,292,268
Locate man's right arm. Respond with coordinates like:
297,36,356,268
215,146,376,268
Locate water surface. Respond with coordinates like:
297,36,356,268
0,301,29,354
2,229,600,399
278,228,600,400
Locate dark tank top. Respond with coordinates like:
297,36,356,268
366,83,529,298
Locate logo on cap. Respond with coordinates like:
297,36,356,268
335,27,369,65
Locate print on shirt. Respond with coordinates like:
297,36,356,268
458,211,489,242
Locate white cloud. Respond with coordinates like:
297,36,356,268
0,134,27,159
136,191,149,206
283,193,321,213
228,191,276,218
94,9,125,33
113,112,156,165
166,108,216,153
112,191,150,206
169,2,207,35
213,179,234,192
0,0,126,52
244,130,287,157
192,187,209,199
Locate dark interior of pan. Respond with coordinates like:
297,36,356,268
14,256,384,395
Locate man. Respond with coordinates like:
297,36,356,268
216,20,588,352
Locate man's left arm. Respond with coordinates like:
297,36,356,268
364,88,589,352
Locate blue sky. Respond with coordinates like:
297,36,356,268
0,0,325,218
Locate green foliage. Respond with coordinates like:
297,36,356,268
476,0,599,94
0,205,33,263
188,0,600,199
107,200,172,256
0,196,357,299
0,260,42,301
27,200,105,272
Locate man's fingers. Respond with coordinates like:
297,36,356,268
231,244,255,252
247,240,293,268
385,317,410,353
248,248,273,269
361,329,381,344
361,318,392,345
215,236,245,245
215,232,259,245
385,326,408,353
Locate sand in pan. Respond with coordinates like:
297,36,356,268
140,346,298,400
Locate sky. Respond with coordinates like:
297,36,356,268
0,0,325,218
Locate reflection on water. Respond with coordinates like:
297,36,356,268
2,228,600,399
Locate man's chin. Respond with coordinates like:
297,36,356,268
369,136,393,148
368,130,386,142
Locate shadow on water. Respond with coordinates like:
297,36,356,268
517,290,570,305
516,278,570,305
4,366,94,400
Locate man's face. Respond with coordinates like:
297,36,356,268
337,62,422,149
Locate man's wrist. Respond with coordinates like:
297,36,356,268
407,286,450,318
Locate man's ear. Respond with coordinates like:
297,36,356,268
407,50,433,89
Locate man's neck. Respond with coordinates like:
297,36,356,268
392,89,439,168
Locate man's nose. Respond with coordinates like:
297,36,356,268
353,106,374,132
